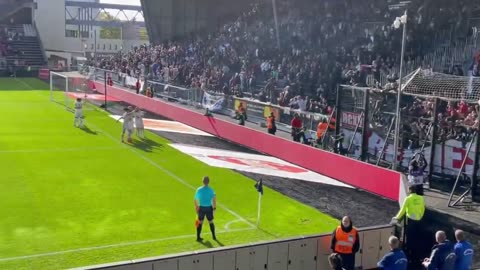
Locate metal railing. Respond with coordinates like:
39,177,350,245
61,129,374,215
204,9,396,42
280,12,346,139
144,79,330,135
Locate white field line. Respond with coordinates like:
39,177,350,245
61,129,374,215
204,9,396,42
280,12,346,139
14,78,35,90
0,146,124,154
224,219,245,231
86,120,257,230
0,227,254,262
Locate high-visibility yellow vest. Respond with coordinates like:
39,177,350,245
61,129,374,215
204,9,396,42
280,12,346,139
395,193,425,221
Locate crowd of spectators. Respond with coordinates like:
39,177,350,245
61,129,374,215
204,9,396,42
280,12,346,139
93,0,476,113
90,0,480,156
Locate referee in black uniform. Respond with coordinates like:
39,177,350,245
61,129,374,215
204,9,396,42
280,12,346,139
194,176,217,241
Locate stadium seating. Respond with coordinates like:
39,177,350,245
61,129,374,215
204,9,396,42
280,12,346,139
1,24,45,68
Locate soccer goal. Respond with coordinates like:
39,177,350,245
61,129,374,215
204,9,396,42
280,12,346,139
50,71,98,111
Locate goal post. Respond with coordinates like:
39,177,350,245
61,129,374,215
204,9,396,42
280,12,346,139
50,71,97,111
50,71,69,107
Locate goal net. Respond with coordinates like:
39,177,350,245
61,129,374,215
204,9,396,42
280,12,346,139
50,71,98,111
402,68,480,102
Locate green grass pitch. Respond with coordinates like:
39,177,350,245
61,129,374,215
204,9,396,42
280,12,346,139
0,78,338,269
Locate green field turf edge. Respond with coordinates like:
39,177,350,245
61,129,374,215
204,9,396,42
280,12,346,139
0,78,338,270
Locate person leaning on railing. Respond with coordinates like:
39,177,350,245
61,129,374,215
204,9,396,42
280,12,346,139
391,185,426,269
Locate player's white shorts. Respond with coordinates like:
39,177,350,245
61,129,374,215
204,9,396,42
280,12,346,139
123,124,133,133
135,119,144,129
75,110,83,118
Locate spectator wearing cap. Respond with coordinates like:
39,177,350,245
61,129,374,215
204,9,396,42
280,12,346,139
422,231,456,270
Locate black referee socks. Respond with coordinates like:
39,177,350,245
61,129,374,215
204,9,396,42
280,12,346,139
209,223,216,240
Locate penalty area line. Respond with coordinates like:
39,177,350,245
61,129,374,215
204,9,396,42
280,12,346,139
14,78,35,90
0,228,255,262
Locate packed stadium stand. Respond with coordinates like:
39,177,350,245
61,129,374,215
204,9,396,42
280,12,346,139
98,0,480,106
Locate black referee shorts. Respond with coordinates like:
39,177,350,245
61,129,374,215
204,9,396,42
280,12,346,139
198,206,214,222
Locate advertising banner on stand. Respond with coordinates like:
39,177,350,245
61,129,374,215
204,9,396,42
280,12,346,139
38,68,50,80
202,92,225,112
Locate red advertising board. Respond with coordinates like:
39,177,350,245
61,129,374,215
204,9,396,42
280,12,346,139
93,81,403,202
38,68,49,80
341,112,364,129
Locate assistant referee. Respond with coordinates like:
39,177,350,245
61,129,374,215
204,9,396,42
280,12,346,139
194,176,217,241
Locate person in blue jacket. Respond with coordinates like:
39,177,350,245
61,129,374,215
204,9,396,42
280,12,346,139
454,230,474,270
422,231,456,270
377,236,407,270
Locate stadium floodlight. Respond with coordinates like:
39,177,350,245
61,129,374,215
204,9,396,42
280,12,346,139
392,10,408,171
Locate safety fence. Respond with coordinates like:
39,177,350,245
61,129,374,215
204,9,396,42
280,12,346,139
76,225,395,270
143,79,330,134
334,69,480,205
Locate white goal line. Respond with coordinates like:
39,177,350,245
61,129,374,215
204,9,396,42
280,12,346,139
0,227,255,262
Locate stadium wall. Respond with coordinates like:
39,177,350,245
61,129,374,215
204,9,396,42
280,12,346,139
93,81,405,202
76,225,394,270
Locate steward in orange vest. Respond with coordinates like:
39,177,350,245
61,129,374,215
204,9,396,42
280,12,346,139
330,216,360,270
317,119,329,140
266,112,276,135
236,102,247,126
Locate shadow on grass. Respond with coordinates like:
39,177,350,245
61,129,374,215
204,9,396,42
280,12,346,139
131,137,164,152
198,240,214,248
214,239,225,247
80,125,98,135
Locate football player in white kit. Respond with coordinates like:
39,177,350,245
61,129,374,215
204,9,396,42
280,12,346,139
74,98,84,128
134,107,145,138
117,106,134,143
